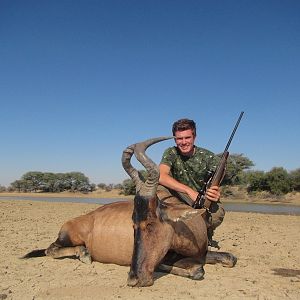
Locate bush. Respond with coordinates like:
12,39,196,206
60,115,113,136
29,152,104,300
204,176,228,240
246,171,268,193
265,167,291,195
289,169,300,191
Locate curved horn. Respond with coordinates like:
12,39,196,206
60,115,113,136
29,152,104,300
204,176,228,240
122,136,173,196
134,136,173,196
122,145,143,192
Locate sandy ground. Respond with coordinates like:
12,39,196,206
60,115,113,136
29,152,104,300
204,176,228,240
0,199,299,300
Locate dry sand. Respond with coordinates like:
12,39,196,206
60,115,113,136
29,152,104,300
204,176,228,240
0,199,299,300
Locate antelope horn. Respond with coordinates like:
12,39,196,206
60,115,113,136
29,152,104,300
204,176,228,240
122,145,143,192
122,137,173,195
134,137,173,196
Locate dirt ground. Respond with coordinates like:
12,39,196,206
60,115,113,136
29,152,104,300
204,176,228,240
0,199,299,300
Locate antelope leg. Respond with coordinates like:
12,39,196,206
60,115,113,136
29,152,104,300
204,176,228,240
158,257,205,280
45,244,92,264
205,250,237,267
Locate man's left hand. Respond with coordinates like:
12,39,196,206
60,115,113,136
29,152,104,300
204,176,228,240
205,185,221,202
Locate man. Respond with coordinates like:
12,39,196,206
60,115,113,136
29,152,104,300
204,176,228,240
158,118,225,246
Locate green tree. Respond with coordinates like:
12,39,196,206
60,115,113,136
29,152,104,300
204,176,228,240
40,172,57,192
21,171,44,192
245,170,268,193
289,168,300,191
265,167,291,195
10,180,23,192
60,172,87,192
121,178,136,195
220,153,254,185
114,183,123,190
97,183,107,190
120,169,148,195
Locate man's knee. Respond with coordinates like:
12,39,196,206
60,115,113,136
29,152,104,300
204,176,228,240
210,203,225,230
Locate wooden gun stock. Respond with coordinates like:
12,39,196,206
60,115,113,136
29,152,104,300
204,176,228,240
210,151,228,187
201,151,228,209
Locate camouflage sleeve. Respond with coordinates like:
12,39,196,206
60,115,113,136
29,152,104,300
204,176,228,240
160,147,176,167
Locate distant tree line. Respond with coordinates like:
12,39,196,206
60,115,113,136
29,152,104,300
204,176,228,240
3,171,123,194
244,167,300,195
8,171,96,193
96,182,123,192
1,153,299,197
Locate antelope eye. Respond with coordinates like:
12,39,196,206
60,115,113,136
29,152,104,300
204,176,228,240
146,223,154,233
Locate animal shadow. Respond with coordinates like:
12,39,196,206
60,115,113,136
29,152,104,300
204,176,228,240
272,268,300,278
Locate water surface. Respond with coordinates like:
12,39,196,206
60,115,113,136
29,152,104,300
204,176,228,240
1,196,300,215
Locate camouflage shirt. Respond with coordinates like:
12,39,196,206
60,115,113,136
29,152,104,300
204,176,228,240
160,146,219,191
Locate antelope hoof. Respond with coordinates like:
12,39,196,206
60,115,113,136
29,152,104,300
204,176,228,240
78,246,92,264
127,273,154,287
190,265,205,280
79,252,92,264
225,253,237,268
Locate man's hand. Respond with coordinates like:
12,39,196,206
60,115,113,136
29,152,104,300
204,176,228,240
205,185,221,202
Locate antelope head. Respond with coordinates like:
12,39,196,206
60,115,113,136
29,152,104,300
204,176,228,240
122,137,173,287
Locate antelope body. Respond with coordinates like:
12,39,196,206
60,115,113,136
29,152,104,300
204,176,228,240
23,137,236,287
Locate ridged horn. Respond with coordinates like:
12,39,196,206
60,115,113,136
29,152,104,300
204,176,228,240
122,145,143,192
134,137,173,196
122,137,173,196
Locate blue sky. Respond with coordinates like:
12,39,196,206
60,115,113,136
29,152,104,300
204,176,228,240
1,0,299,186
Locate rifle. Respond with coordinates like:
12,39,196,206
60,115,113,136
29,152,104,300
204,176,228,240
192,111,244,210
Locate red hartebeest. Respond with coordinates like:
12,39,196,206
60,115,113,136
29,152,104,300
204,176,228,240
23,137,236,287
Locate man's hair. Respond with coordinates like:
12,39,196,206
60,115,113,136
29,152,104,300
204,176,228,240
172,118,197,136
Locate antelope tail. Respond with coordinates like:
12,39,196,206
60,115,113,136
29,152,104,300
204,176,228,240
21,249,46,259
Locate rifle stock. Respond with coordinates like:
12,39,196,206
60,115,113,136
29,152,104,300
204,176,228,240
201,151,229,210
210,151,229,186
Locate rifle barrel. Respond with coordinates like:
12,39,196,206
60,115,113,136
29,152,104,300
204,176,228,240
224,111,244,153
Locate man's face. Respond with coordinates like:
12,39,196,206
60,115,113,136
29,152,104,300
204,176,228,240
174,129,196,156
